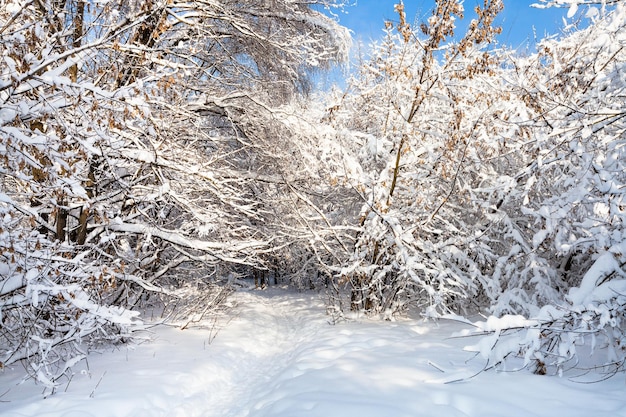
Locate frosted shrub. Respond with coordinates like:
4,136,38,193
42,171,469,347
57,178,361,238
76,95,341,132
463,242,626,376
464,1,626,375
0,201,142,391
331,0,507,316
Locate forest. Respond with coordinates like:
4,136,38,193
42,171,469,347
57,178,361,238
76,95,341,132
0,0,625,388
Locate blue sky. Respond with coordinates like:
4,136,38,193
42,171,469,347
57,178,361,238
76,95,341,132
333,1,572,50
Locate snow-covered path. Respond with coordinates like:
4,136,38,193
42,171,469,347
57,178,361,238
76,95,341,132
1,288,625,417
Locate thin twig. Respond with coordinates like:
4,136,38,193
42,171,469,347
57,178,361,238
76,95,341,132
89,371,106,398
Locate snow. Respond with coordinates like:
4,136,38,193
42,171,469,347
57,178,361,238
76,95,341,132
1,288,624,417
568,241,626,305
567,3,578,19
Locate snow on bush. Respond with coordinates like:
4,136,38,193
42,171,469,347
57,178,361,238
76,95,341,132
460,1,626,375
326,1,517,317
0,195,142,391
461,241,626,376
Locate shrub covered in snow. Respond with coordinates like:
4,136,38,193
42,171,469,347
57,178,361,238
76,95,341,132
0,197,142,390
458,1,626,375
462,242,626,377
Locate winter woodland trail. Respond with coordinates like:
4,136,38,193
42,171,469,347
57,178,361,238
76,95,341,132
1,288,625,417
199,290,327,417
0,289,334,417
